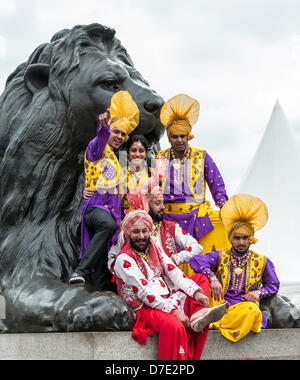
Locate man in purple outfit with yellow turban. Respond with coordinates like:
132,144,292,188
157,94,230,276
190,194,280,342
69,91,139,290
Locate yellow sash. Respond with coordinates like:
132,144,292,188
164,200,211,218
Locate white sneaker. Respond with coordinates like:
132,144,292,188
190,302,229,332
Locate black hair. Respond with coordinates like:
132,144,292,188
125,134,152,176
126,134,149,152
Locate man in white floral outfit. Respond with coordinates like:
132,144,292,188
113,207,228,360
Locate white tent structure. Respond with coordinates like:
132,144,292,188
237,100,300,283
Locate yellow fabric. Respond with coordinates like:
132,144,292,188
212,302,262,342
179,209,231,278
110,91,139,141
199,209,231,253
84,145,119,193
156,147,206,205
160,94,200,140
164,201,210,218
220,194,268,245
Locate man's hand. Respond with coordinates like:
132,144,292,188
193,290,209,308
99,109,111,128
171,310,191,329
83,187,96,199
242,290,260,303
210,277,224,302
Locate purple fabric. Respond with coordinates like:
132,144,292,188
79,122,121,259
163,150,228,240
190,250,280,328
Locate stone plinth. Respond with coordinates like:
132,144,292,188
0,329,299,360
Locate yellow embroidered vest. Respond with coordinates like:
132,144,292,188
156,147,206,204
216,249,267,295
84,145,120,194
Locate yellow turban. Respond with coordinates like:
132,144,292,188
220,194,268,245
160,94,200,140
110,91,139,142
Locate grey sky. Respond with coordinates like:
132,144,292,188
1,0,300,196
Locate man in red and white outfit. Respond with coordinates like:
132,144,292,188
113,198,228,360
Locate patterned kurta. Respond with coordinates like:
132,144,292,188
80,122,121,258
190,249,280,328
120,166,151,217
114,243,202,314
108,221,203,272
156,146,228,241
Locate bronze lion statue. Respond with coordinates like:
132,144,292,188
0,23,164,333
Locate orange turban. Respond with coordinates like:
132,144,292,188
110,91,139,142
160,94,200,140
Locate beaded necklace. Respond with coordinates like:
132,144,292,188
151,221,162,242
133,249,148,262
170,146,191,184
230,250,252,289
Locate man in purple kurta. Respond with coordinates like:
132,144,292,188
157,95,229,277
190,249,280,330
190,194,280,342
69,91,139,289
156,148,228,241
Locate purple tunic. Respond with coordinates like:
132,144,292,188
189,250,280,328
79,122,121,259
163,151,228,240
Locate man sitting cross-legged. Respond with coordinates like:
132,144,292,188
190,194,280,342
112,199,228,360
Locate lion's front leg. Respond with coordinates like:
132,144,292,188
0,320,8,333
4,277,136,333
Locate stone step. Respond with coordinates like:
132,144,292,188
0,329,299,360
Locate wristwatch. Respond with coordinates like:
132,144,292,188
209,275,218,282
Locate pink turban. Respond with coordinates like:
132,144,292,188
122,210,153,240
140,177,164,202
121,209,163,272
137,156,166,202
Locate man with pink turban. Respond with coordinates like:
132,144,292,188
113,199,228,360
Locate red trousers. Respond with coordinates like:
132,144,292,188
132,274,210,360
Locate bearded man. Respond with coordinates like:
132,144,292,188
190,194,280,342
69,91,139,290
113,207,228,360
157,94,230,277
108,175,203,272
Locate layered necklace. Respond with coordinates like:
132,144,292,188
170,146,191,184
230,250,252,289
133,249,148,262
